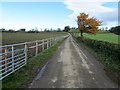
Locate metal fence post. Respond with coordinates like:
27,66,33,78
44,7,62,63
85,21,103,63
12,45,14,72
36,40,38,56
5,48,8,71
25,43,27,64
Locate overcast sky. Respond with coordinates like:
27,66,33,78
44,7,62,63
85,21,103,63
0,0,118,31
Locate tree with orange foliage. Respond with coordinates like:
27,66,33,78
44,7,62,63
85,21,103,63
77,13,102,37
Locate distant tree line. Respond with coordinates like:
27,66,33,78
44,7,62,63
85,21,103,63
44,28,62,32
109,26,120,35
0,28,26,33
0,26,77,33
0,28,64,33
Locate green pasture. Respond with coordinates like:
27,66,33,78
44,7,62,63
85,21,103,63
74,33,119,44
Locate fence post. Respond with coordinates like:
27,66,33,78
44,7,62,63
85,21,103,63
49,38,51,47
54,38,56,45
12,45,14,72
25,43,27,64
5,48,8,71
52,38,54,46
36,40,38,56
50,38,52,47
42,40,44,51
47,39,49,49
56,38,58,43
54,38,55,44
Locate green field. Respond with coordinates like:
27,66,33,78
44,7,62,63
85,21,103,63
74,33,119,44
2,32,68,45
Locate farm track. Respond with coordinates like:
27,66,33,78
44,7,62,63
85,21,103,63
29,36,118,88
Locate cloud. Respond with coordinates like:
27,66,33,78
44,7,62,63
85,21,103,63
64,0,118,3
63,0,118,27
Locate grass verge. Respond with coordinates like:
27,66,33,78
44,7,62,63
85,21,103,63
2,38,67,88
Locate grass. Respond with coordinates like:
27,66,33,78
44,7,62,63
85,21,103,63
2,32,68,45
74,33,119,44
2,38,67,88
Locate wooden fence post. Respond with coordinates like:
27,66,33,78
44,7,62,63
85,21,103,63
47,39,49,49
50,38,52,47
42,40,44,51
49,38,51,47
36,40,38,56
54,38,56,45
56,38,57,43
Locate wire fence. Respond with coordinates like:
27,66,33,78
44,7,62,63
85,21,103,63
0,35,68,80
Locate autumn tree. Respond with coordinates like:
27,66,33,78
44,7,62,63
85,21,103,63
77,13,102,37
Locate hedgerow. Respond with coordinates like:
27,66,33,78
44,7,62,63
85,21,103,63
76,36,120,71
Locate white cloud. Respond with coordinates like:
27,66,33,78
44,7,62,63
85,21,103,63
63,0,118,27
64,0,118,3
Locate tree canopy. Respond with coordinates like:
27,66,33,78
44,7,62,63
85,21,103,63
77,13,102,36
109,26,120,35
64,26,70,32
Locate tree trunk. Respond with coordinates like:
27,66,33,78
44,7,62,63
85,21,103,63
80,30,83,37
80,30,83,42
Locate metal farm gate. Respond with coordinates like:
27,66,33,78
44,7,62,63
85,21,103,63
0,35,68,80
0,43,27,80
